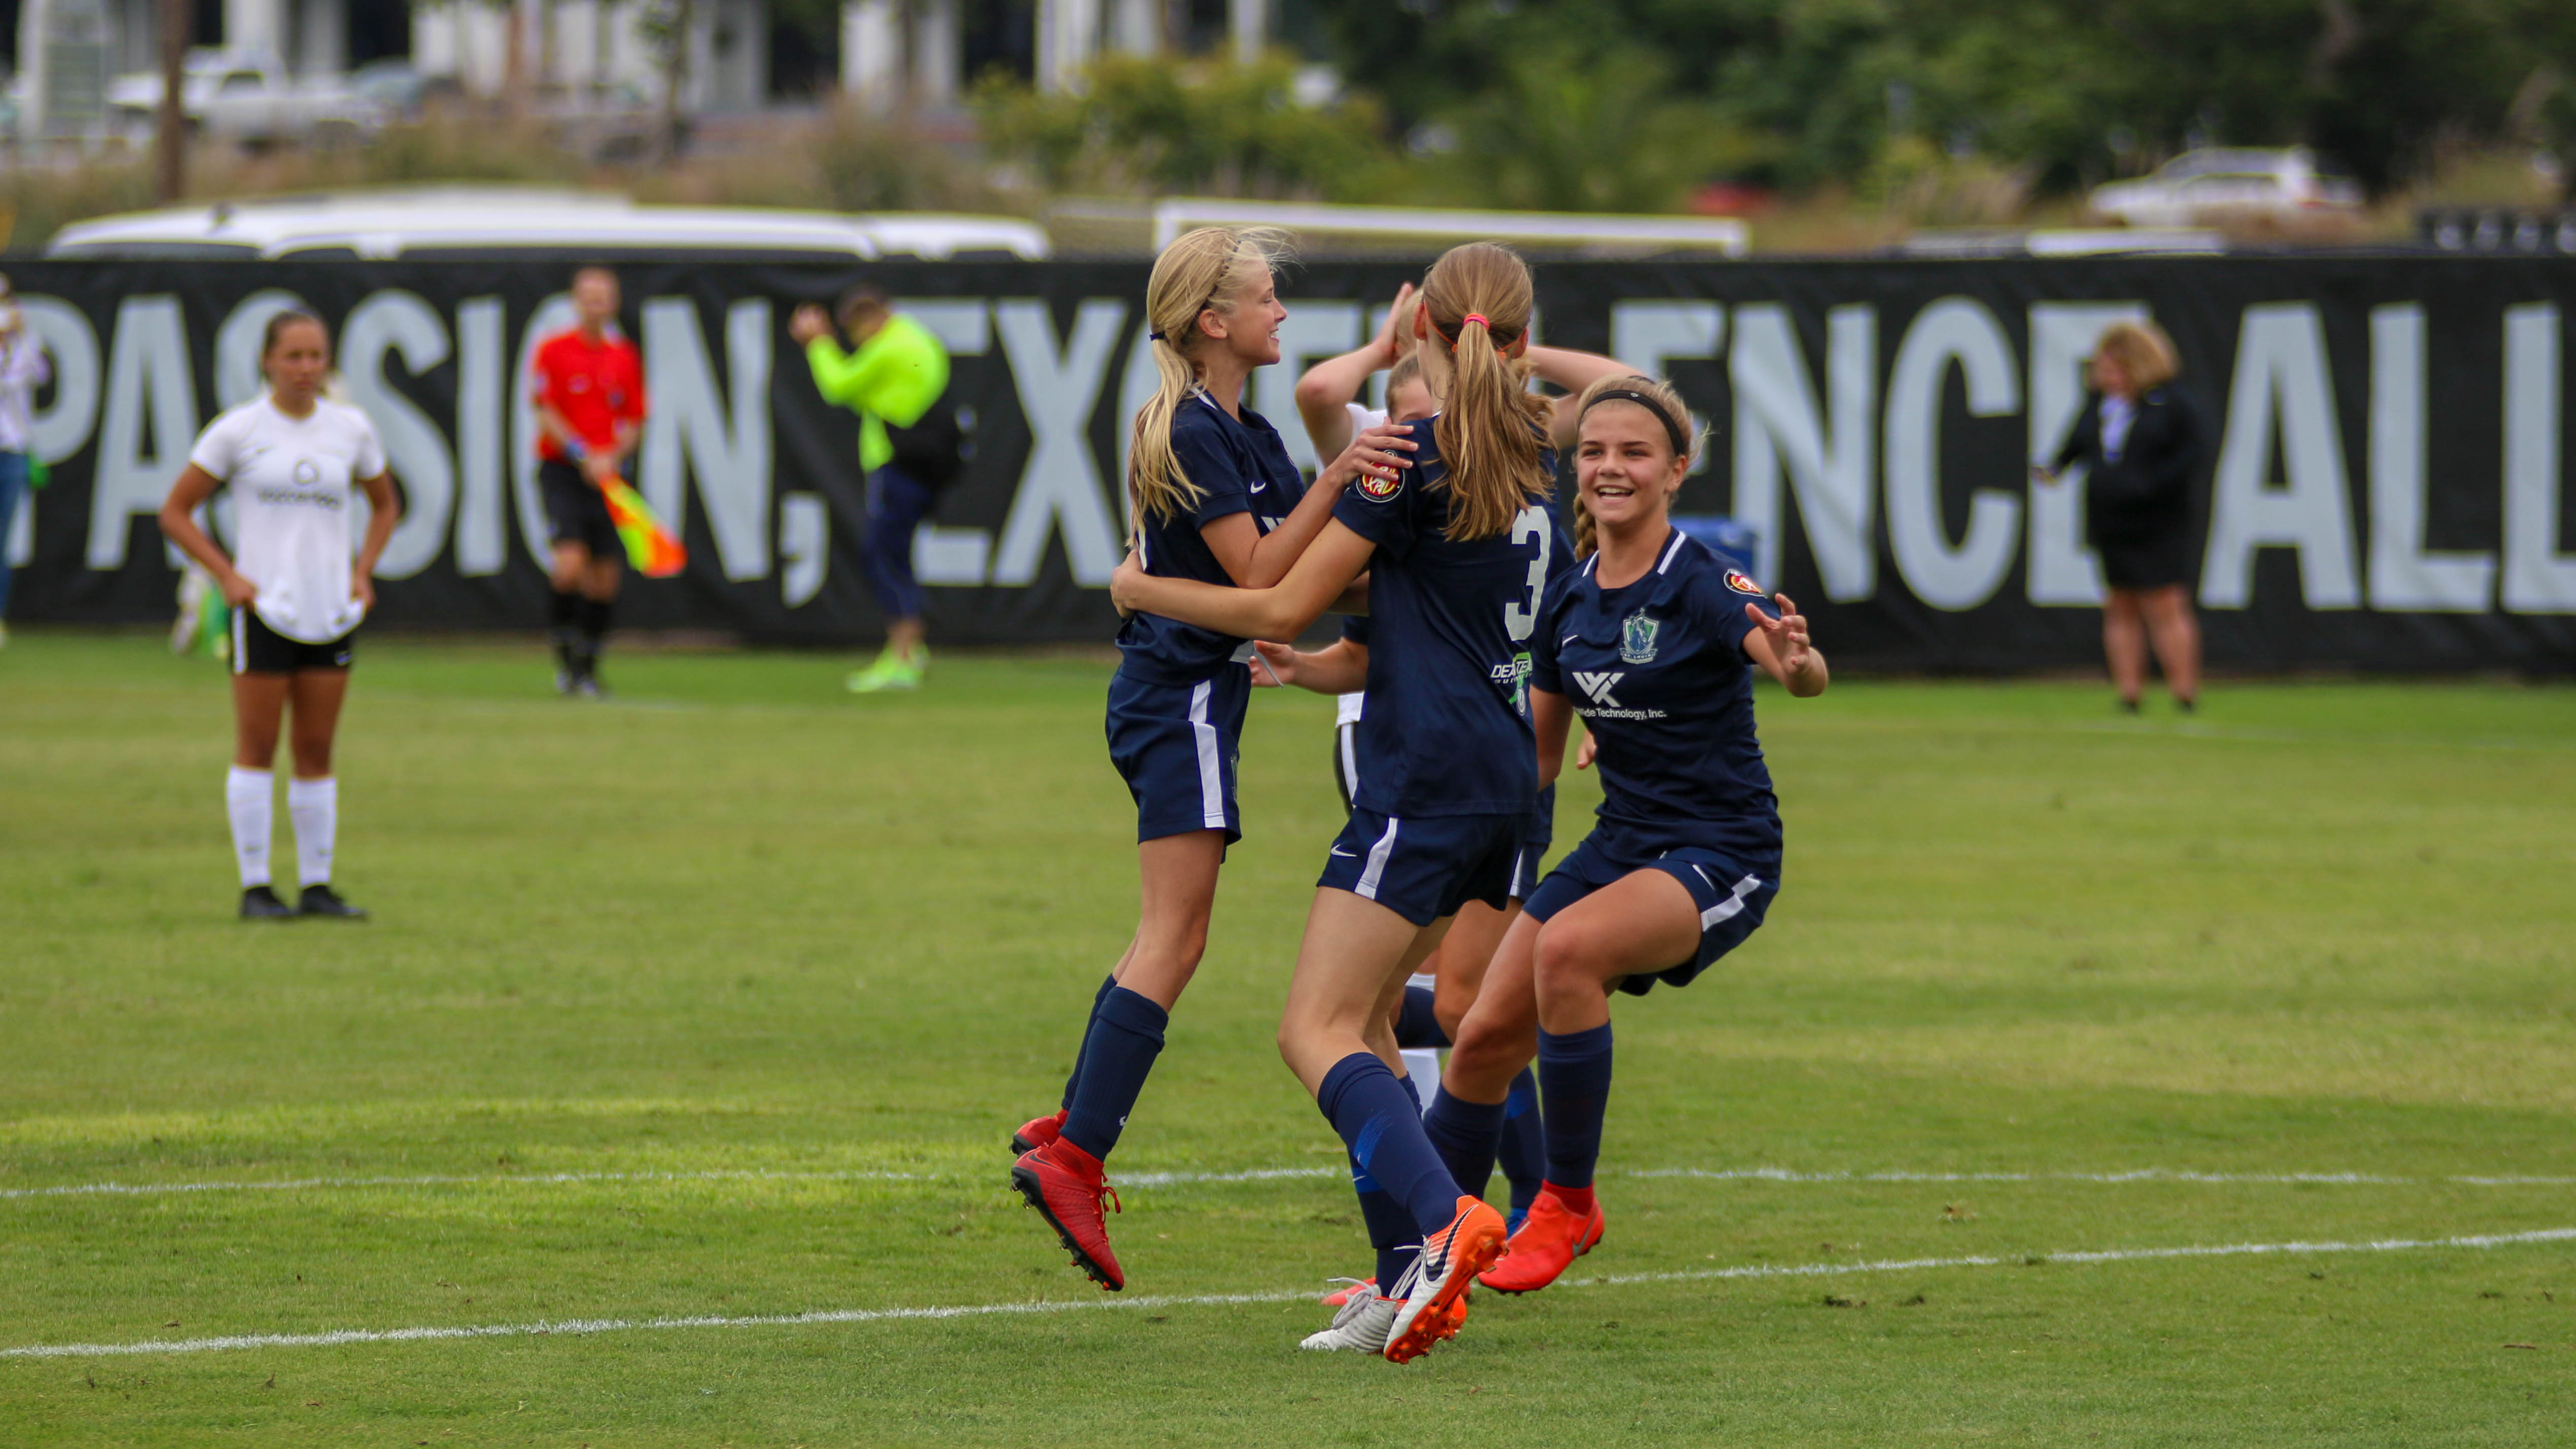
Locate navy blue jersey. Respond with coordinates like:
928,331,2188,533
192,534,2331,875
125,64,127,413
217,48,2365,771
1527,527,1781,861
1331,416,1558,819
1117,393,1307,685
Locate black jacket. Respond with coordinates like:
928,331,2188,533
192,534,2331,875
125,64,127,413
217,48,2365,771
2052,386,2203,546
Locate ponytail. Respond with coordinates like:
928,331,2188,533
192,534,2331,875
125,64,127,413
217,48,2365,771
1127,225,1291,527
1420,242,1550,542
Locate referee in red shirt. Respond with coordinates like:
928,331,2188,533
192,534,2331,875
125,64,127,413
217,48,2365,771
531,267,648,695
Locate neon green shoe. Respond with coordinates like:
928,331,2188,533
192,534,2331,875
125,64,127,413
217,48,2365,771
846,647,926,693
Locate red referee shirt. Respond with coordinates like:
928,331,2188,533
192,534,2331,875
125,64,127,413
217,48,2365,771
531,327,647,463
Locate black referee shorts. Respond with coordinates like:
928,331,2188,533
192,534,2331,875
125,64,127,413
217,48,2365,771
539,458,621,558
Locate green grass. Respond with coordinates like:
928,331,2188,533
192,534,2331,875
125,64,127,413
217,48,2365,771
2,630,2572,1446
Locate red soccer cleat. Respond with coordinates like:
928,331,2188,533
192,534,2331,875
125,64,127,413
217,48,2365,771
1476,1186,1604,1295
1011,1107,1067,1155
1384,1197,1508,1363
1011,1139,1125,1291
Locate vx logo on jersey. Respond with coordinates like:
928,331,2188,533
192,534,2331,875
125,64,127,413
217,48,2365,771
1570,670,1626,707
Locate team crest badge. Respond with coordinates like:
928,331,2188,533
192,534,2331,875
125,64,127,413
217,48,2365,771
1355,468,1403,502
1724,569,1765,596
1619,611,1660,664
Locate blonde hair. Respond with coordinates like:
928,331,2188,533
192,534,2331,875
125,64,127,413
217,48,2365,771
1127,225,1291,526
2094,319,2180,392
1567,374,1695,559
1420,243,1551,541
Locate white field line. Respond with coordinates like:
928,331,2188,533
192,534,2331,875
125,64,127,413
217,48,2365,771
6,1225,2571,1362
7,1164,2575,1205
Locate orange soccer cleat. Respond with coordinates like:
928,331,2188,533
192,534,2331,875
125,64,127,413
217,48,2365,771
1383,1197,1508,1363
1476,1186,1604,1295
1011,1139,1125,1291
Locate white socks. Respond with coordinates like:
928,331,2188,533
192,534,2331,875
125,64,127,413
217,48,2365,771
227,769,340,890
286,776,338,888
226,767,274,888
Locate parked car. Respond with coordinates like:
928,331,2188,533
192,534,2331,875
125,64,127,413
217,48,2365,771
44,188,1054,261
2088,148,2363,230
106,48,383,145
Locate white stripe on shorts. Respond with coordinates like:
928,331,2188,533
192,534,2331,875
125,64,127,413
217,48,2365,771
1337,723,1361,804
1509,848,1529,900
1701,873,1762,930
1187,680,1226,830
231,608,246,676
1354,816,1401,901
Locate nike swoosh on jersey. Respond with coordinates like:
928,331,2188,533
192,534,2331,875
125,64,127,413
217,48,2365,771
1328,846,1357,857
1561,634,1581,647
1248,482,1268,493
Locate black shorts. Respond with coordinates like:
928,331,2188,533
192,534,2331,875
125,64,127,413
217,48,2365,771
2092,527,2194,590
540,458,621,558
234,609,353,675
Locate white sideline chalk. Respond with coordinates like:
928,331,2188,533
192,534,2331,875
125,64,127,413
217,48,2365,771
5,1226,2570,1361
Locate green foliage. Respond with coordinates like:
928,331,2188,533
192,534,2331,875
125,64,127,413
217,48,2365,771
1310,0,2576,196
1411,47,1776,213
973,52,1394,198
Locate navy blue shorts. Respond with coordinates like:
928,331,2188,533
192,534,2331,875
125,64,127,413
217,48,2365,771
1106,662,1249,845
1524,829,1780,995
1318,807,1521,927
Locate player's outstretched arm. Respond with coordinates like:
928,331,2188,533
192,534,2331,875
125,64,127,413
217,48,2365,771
1743,593,1829,697
1250,638,1368,694
1114,520,1377,643
1529,346,1648,447
1201,421,1412,590
1293,281,1415,461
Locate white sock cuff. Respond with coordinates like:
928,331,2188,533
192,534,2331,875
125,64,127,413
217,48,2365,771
227,766,273,791
287,776,337,804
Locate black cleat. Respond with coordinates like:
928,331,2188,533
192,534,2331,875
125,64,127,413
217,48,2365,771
239,886,297,921
298,884,369,920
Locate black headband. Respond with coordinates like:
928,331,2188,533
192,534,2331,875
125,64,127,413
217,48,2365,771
1581,388,1691,458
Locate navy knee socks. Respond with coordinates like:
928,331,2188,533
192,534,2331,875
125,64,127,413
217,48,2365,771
1318,1053,1464,1238
1060,986,1168,1161
1058,974,1120,1112
1496,1067,1546,1215
1536,1023,1614,1190
1420,1088,1507,1205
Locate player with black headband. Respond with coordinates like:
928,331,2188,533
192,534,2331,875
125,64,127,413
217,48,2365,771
159,310,400,920
1423,374,1828,1297
1007,225,1414,1295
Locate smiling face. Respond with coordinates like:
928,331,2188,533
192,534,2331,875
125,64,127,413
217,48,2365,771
263,319,330,405
1202,260,1286,368
1575,400,1688,531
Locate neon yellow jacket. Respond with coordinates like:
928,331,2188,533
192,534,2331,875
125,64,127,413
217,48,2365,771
804,313,950,471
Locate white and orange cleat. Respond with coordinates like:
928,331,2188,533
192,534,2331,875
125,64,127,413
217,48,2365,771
1383,1197,1507,1363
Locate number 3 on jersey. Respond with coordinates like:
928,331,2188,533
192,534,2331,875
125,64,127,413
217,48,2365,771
1503,505,1551,644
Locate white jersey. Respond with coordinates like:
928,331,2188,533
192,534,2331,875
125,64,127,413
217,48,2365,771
1332,401,1387,728
188,395,387,644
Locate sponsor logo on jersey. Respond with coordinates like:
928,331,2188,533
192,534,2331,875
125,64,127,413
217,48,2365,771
1620,611,1660,664
1355,467,1403,502
292,458,321,485
1724,569,1765,596
1570,670,1626,708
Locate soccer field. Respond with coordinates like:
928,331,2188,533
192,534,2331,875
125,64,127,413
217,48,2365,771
2,632,2571,1446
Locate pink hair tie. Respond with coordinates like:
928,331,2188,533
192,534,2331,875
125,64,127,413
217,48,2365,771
1462,313,1489,328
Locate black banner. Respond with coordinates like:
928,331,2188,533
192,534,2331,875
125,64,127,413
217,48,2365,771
8,256,2575,671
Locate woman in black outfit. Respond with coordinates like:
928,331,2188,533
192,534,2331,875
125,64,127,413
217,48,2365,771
2038,320,2204,713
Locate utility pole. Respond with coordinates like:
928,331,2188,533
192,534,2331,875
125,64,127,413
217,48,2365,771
154,0,189,202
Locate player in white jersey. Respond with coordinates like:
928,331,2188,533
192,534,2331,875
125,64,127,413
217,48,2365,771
159,310,399,921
